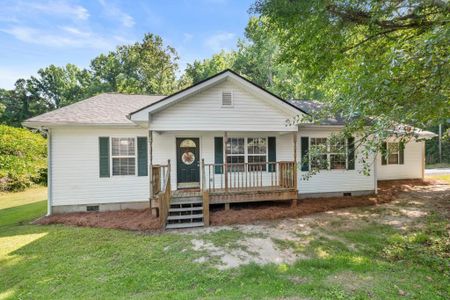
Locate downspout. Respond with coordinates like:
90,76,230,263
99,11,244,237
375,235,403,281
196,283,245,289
46,128,53,215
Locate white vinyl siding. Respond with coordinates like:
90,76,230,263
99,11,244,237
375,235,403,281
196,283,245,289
148,79,298,132
377,140,424,180
298,129,376,194
51,127,148,206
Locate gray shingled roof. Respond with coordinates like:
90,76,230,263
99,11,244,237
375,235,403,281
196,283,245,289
24,93,165,127
288,100,346,125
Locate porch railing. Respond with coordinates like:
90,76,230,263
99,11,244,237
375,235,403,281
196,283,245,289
152,164,170,197
202,161,297,192
153,160,171,228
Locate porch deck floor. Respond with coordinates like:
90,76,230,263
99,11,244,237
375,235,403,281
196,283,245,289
172,186,296,198
208,186,295,194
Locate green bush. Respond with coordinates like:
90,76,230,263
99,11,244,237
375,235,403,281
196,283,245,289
0,125,47,191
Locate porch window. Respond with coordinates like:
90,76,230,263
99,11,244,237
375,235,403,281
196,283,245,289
226,137,245,172
111,137,136,176
310,138,328,170
330,138,346,169
247,137,267,171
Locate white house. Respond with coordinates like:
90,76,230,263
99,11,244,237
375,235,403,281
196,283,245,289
24,70,434,229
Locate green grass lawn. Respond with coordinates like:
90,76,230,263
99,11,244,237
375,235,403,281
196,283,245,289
427,174,450,184
0,186,449,299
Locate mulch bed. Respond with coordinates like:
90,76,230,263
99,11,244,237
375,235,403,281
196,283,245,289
35,179,434,231
209,179,433,226
35,208,161,231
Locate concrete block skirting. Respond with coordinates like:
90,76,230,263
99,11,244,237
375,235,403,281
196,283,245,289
298,190,375,199
52,201,149,214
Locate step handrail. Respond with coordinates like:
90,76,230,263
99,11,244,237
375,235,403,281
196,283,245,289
158,159,171,229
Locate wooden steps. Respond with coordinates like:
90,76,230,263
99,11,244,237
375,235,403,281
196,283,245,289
165,195,205,229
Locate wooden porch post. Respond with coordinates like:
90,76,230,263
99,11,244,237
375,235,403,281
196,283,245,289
149,129,158,217
224,131,228,192
292,133,298,207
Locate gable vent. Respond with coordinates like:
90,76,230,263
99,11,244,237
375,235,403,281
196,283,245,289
222,91,233,106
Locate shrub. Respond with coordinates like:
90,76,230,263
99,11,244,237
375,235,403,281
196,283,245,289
0,125,47,191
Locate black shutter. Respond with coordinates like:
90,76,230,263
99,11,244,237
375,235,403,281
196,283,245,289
99,137,110,177
381,142,387,165
268,137,276,172
301,137,309,171
347,137,355,170
137,137,148,176
214,137,223,174
399,142,405,164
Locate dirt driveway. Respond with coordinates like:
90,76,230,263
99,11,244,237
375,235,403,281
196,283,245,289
186,181,450,270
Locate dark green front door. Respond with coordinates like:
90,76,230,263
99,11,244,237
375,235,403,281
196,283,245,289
176,138,200,189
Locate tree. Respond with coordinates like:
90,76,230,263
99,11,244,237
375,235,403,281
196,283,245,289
0,124,47,191
180,18,322,100
253,0,450,171
234,17,322,100
28,64,95,110
90,34,179,95
0,80,45,127
180,51,237,86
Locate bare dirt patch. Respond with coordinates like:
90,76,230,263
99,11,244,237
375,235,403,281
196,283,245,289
186,180,449,270
35,208,160,231
210,179,433,226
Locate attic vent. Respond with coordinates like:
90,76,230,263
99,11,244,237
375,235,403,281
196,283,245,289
222,91,233,106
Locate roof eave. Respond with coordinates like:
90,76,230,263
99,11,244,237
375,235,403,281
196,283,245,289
22,121,142,129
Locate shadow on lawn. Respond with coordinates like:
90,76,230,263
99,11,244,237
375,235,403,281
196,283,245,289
0,200,47,227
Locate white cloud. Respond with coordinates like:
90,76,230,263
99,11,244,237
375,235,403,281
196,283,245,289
1,26,117,50
98,0,135,28
2,1,90,20
204,32,236,52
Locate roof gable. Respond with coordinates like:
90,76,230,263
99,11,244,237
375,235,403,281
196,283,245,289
129,69,307,122
147,79,300,132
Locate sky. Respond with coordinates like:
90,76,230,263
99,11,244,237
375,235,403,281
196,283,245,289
0,0,255,89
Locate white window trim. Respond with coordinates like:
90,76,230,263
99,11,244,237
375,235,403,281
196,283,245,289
110,137,137,176
309,137,349,171
221,90,234,108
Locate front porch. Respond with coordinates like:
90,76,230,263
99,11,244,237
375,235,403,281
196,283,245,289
149,131,299,229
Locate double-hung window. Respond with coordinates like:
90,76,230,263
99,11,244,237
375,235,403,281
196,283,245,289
387,142,400,164
310,138,328,170
111,137,136,176
247,138,267,171
225,137,268,172
330,139,346,169
310,137,347,170
226,138,245,172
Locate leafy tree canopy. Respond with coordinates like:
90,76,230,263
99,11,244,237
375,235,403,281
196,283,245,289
0,125,47,191
252,0,449,131
90,34,179,95
180,17,323,100
251,0,449,173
